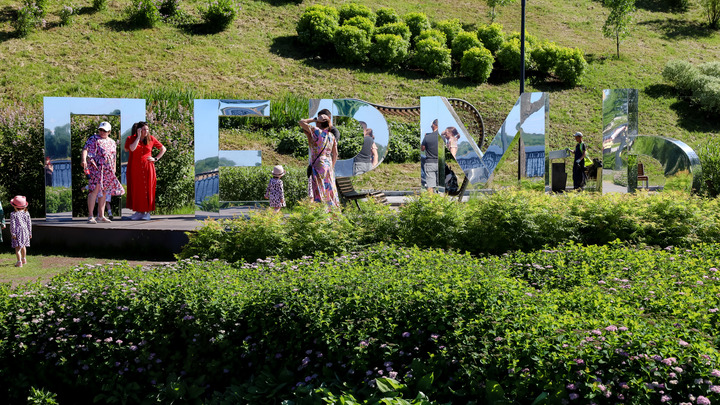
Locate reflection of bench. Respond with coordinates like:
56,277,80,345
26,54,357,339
335,177,387,210
638,163,649,188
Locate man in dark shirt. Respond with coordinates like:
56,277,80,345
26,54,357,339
353,127,378,175
421,119,439,192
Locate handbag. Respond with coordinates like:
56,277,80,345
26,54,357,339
307,132,329,178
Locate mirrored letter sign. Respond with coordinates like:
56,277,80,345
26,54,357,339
194,99,269,218
43,97,146,221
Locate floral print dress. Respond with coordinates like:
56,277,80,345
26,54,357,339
10,210,31,248
83,134,125,196
265,177,286,208
309,128,340,209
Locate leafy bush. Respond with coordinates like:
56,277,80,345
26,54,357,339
343,15,374,37
663,60,720,113
199,0,238,31
296,7,339,52
412,38,452,77
451,30,482,62
663,59,697,92
700,138,720,197
58,5,74,26
700,61,720,77
13,4,40,38
374,6,399,27
530,40,560,76
506,30,539,47
701,0,720,28
92,0,107,11
338,2,375,25
414,29,447,48
370,33,409,68
45,187,72,213
460,46,494,83
694,75,720,113
669,0,690,12
375,21,410,42
30,0,49,17
496,37,528,73
554,47,587,86
127,0,162,28
403,12,431,42
477,22,505,54
433,18,462,48
159,0,180,17
276,130,307,159
333,25,371,64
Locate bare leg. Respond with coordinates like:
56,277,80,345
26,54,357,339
15,246,22,263
88,187,101,218
97,194,107,219
21,246,26,263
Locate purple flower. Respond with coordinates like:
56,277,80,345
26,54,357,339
574,359,584,365
402,332,410,338
661,395,671,403
697,396,711,405
605,325,618,332
679,339,689,346
711,369,720,377
569,393,579,400
566,383,576,390
711,386,720,394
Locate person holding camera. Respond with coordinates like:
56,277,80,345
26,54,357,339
299,113,339,209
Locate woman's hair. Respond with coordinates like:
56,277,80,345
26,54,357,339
446,127,459,138
365,128,374,138
135,121,150,144
317,119,330,129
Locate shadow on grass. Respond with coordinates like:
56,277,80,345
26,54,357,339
639,18,715,39
104,19,147,32
177,22,229,36
645,83,720,134
76,6,97,15
634,0,681,13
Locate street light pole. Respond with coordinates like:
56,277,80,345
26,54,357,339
518,0,526,182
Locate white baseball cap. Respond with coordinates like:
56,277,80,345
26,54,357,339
98,122,112,132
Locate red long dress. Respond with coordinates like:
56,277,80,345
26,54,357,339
124,135,164,212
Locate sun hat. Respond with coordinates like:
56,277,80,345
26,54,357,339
98,122,112,132
10,195,28,208
272,165,285,177
574,131,583,138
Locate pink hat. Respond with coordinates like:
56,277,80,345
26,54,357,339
10,195,28,208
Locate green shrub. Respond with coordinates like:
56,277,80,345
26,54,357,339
403,12,431,42
669,0,690,11
414,29,447,48
554,47,587,86
506,30,538,47
297,7,339,52
496,38,528,73
92,0,107,11
334,25,371,64
375,21,411,42
433,18,462,48
530,40,560,76
338,3,375,25
343,15,374,37
276,130,307,159
663,60,720,113
412,38,452,77
694,75,720,113
397,192,466,248
59,5,74,26
451,31,482,62
28,0,49,17
385,121,420,163
662,59,697,92
375,6,399,27
13,4,39,38
460,46,494,82
370,33,409,68
45,186,72,213
127,0,162,28
159,0,181,17
700,61,720,77
476,22,505,54
701,0,720,28
199,0,238,31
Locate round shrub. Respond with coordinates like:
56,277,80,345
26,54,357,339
297,8,339,52
460,46,495,83
663,60,698,93
413,38,452,77
693,75,720,113
699,61,720,78
476,22,505,54
506,30,538,47
375,6,399,27
59,5,74,26
343,15,374,37
451,31,482,62
334,25,371,64
302,4,339,21
375,21,410,42
199,0,238,31
555,47,587,86
370,33,409,67
403,12,431,42
159,0,181,17
530,41,561,76
496,38,528,73
127,0,162,28
434,18,463,48
13,5,39,37
338,3,375,25
92,0,107,11
415,29,447,48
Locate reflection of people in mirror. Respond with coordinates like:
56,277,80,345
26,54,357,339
0,200,5,243
125,121,166,221
264,165,286,213
442,127,459,157
81,122,125,224
572,131,587,190
353,127,378,175
300,114,340,210
9,195,31,268
421,119,439,192
44,156,54,186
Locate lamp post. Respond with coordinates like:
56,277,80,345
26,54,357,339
518,0,526,182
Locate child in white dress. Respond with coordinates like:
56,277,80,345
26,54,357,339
264,165,286,213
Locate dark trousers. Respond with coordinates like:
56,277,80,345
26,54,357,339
573,163,586,189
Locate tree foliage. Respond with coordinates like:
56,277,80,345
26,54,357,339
602,0,636,59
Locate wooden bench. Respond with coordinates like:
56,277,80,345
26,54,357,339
637,163,649,188
335,177,387,210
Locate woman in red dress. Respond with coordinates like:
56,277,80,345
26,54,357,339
124,121,166,220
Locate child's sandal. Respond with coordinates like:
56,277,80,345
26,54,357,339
15,261,22,267
22,258,27,264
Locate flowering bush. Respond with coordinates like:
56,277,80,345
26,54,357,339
58,5,74,26
3,243,720,403
13,4,41,38
127,0,162,28
199,0,238,31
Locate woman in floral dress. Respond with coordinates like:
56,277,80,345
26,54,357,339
81,121,125,223
299,113,340,209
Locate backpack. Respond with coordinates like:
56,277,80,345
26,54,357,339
445,164,459,194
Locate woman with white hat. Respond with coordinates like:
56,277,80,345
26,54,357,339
81,121,125,223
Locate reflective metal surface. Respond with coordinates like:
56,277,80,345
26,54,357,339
628,135,702,192
43,97,146,220
194,99,270,217
309,99,390,178
601,89,638,193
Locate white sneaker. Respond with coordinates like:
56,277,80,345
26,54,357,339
130,212,144,220
141,213,151,220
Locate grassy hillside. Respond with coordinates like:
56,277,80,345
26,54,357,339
0,0,718,165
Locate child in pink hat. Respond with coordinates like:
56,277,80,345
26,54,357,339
9,196,32,267
264,165,286,213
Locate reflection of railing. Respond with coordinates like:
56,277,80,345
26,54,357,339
50,160,128,188
194,170,219,204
